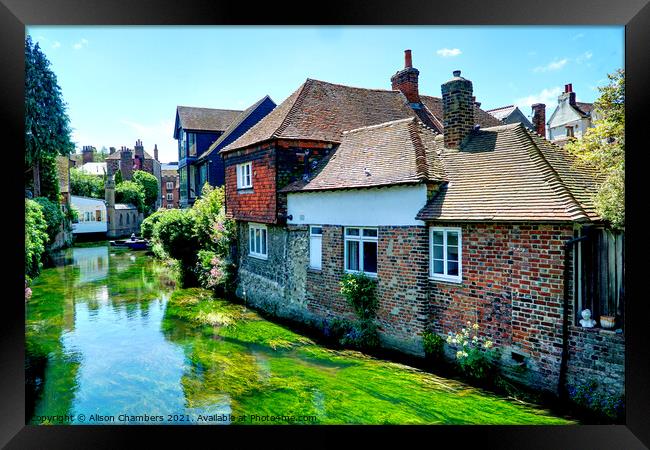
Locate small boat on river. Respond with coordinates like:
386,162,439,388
110,234,150,250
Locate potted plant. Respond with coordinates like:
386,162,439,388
599,315,616,329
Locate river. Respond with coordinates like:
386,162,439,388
25,242,572,425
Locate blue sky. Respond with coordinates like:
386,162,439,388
27,26,624,163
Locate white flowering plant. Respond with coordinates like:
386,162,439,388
445,321,498,382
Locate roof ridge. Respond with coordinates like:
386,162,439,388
342,117,415,134
517,124,590,221
304,77,403,94
177,105,243,113
485,104,515,112
407,119,430,181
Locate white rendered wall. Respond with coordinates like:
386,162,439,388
71,196,108,233
287,184,427,227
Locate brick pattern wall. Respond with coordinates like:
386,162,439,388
390,67,420,104
162,174,179,208
224,145,277,223
428,222,574,391
304,225,430,354
441,73,474,149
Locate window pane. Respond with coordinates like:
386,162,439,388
255,229,261,253
433,245,443,260
311,226,323,235
433,230,443,245
447,232,458,246
433,260,444,274
447,245,459,262
363,241,377,274
447,261,459,276
261,229,267,255
346,240,359,271
310,235,322,269
250,228,255,253
362,228,378,237
346,228,359,236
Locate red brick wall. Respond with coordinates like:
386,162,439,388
162,175,179,208
428,222,574,390
304,225,430,354
224,145,277,223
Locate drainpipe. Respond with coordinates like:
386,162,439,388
558,234,589,400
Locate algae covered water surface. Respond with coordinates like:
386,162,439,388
26,242,573,425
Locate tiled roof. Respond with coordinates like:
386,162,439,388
222,79,420,153
416,123,602,222
575,102,594,116
176,106,242,132
420,96,503,129
222,79,503,153
485,104,518,121
281,118,445,193
199,95,273,161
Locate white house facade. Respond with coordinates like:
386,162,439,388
70,195,108,234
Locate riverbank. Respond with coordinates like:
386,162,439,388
26,243,575,425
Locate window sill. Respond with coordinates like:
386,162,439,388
249,253,268,261
237,188,254,194
429,276,463,285
344,269,377,278
308,267,322,273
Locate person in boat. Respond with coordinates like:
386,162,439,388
131,233,136,241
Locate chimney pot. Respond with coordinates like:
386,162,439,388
404,49,412,68
453,70,461,77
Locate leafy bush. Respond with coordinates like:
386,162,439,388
133,170,159,211
446,321,499,382
422,330,445,360
70,167,104,198
140,208,172,239
25,198,48,281
153,208,200,285
339,273,379,321
567,379,625,421
338,273,380,349
116,180,145,213
33,196,64,243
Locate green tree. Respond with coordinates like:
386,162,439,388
140,208,172,239
565,69,625,229
153,209,200,285
133,170,159,212
33,197,65,244
25,199,48,281
115,181,145,213
70,167,105,198
24,36,74,199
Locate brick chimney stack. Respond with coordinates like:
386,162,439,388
391,49,420,104
560,83,577,106
109,147,116,155
532,103,546,138
442,70,475,149
82,145,94,164
154,144,159,161
120,147,133,181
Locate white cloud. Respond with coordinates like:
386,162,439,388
533,58,568,73
576,51,593,64
436,48,462,57
514,86,563,110
73,38,89,50
573,33,585,40
52,41,61,49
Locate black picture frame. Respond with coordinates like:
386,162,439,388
2,1,648,448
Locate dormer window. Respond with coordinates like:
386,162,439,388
237,162,253,189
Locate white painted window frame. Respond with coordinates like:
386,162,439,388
249,223,268,260
237,162,253,189
343,226,378,277
166,181,174,190
429,226,462,283
309,225,323,270
166,193,174,201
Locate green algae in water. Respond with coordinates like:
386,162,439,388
27,243,574,425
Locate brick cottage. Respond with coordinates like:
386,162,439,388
219,51,624,398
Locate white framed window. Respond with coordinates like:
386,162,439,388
249,223,268,259
344,227,378,276
166,181,174,190
430,227,462,283
309,226,323,270
237,162,253,189
166,193,174,201
166,204,173,209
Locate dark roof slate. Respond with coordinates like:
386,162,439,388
176,106,242,132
